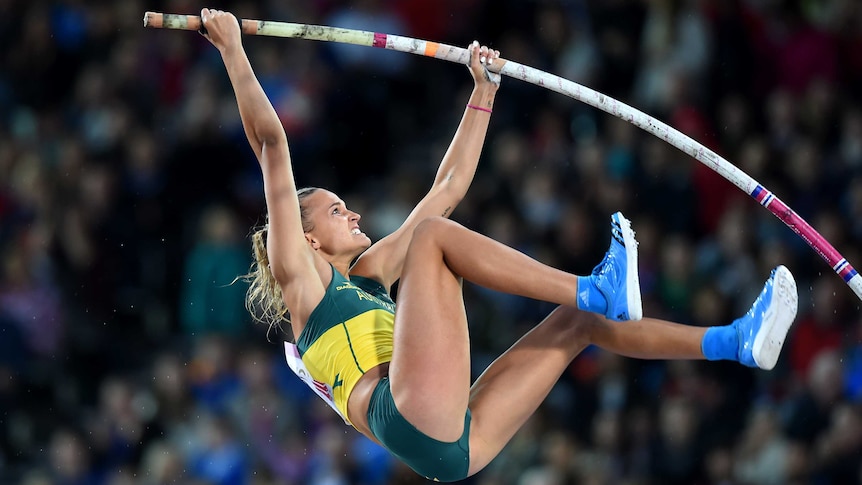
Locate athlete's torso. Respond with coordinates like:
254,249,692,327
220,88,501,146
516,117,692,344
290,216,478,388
292,265,395,424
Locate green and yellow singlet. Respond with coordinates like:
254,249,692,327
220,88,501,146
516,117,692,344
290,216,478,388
291,265,396,424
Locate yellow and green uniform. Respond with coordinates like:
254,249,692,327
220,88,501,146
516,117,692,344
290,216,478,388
293,265,395,424
283,264,471,482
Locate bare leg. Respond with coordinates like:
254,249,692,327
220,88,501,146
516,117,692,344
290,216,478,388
408,218,582,305
388,216,706,467
389,217,586,442
387,217,793,477
589,314,705,359
466,306,707,474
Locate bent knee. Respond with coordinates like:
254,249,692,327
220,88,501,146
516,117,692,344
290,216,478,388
413,216,459,236
412,216,461,246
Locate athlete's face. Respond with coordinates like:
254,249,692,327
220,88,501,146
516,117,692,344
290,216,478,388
303,189,371,258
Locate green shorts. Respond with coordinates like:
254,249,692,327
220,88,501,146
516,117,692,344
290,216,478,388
366,377,471,482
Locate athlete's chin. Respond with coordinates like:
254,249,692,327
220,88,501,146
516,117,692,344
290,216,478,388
350,239,372,260
353,235,372,250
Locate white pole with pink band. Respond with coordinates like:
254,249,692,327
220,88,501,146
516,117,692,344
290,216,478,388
144,11,862,301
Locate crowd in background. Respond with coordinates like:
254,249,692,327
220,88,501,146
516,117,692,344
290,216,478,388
2,0,862,483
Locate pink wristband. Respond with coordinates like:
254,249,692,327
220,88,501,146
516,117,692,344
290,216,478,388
467,104,492,114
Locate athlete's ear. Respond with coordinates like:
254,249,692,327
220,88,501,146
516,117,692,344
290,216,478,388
305,233,320,250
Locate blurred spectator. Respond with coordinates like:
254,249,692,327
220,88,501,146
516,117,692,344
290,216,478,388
179,203,249,337
150,351,193,427
519,430,578,485
789,276,848,379
809,402,862,483
187,414,248,485
574,409,624,482
761,0,838,95
0,226,64,358
47,428,100,485
226,345,308,480
633,0,711,116
733,405,792,485
703,446,734,485
305,422,354,485
139,440,192,485
694,204,761,315
187,335,241,414
656,234,697,319
635,137,697,235
85,376,159,473
650,397,703,484
782,350,846,445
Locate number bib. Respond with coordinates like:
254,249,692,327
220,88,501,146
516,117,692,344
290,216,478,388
283,342,350,425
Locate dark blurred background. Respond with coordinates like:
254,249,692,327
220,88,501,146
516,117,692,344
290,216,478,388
2,0,862,484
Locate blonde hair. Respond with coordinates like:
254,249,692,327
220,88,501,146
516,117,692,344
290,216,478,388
243,187,320,338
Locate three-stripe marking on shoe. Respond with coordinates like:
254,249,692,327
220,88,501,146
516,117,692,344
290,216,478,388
611,220,625,245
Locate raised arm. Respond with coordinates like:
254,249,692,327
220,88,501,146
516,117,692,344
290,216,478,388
351,42,501,289
200,8,324,325
428,43,500,207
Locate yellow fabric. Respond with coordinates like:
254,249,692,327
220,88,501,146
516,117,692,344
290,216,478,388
300,308,394,420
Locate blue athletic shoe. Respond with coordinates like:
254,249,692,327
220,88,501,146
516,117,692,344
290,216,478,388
585,212,642,321
734,265,798,370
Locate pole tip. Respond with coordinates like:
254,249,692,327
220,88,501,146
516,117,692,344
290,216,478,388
143,12,163,28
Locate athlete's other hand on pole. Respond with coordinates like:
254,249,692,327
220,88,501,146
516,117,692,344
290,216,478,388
467,41,501,90
200,8,241,53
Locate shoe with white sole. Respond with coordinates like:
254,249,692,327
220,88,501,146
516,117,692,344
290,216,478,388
735,265,799,370
589,211,642,321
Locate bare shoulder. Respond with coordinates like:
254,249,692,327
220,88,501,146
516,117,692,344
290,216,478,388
349,238,395,288
280,249,334,331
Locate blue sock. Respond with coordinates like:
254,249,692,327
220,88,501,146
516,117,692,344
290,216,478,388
576,275,607,315
701,324,739,361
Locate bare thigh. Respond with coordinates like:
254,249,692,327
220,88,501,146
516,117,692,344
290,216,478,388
387,218,472,442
